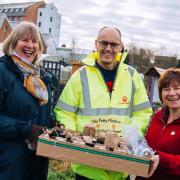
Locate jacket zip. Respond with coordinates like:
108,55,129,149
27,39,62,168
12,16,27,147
93,54,123,101
160,116,180,135
95,64,112,100
160,117,166,135
111,54,123,94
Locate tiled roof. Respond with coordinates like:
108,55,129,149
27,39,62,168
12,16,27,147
0,2,34,9
154,67,166,75
145,66,166,76
0,1,39,16
0,13,6,27
0,7,26,16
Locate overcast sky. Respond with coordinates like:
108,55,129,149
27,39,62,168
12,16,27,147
2,0,180,56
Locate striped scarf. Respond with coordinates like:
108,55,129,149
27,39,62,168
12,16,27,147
11,53,48,105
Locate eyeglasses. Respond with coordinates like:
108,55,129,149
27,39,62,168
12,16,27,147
98,41,120,49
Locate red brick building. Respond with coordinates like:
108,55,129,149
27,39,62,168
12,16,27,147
0,1,61,53
0,1,45,26
0,13,12,42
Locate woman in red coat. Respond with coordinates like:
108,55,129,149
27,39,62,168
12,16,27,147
136,68,180,180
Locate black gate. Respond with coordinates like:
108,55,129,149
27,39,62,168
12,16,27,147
42,60,68,107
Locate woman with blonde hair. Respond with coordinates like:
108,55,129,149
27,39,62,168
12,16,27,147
0,21,55,180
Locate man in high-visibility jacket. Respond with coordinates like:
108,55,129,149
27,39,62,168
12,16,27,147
55,27,152,180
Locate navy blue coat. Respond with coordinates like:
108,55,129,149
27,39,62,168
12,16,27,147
0,55,55,180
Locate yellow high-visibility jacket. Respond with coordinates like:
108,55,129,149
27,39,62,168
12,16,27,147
55,51,152,180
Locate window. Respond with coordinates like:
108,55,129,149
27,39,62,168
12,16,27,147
39,22,41,27
14,16,19,21
49,28,51,33
4,25,8,33
39,12,42,16
19,17,24,21
50,17,53,22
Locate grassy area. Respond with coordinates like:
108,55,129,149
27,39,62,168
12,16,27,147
48,160,75,180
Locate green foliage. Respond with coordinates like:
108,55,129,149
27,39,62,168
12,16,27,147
48,160,75,180
48,171,75,180
152,102,162,112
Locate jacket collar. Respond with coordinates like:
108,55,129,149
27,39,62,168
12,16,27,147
160,107,180,124
3,54,24,80
81,51,128,67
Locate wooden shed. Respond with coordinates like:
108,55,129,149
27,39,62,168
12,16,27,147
144,66,166,103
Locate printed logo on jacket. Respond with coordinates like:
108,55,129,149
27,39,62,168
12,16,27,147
120,96,129,104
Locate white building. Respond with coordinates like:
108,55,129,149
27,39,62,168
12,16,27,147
37,3,61,47
0,1,61,53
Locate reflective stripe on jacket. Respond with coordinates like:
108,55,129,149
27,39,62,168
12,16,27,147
55,52,152,180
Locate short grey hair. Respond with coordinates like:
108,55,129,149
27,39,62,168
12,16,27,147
97,26,121,40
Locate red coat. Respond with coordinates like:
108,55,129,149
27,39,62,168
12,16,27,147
136,108,180,180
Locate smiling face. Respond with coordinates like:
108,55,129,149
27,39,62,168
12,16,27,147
14,34,39,63
95,27,122,70
162,81,180,110
2,22,43,64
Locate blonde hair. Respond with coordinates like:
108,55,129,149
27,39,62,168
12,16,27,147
3,21,43,63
